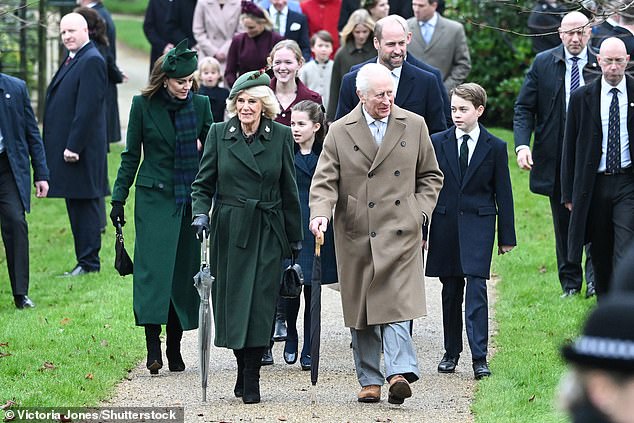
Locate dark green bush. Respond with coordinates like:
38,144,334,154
445,0,535,128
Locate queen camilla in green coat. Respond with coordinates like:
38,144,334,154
191,70,303,404
110,41,213,376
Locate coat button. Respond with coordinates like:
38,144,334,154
368,172,375,178
158,183,165,189
401,141,406,147
396,230,402,235
354,145,359,151
395,200,400,205
370,231,376,237
394,170,400,176
369,202,375,208
281,113,286,118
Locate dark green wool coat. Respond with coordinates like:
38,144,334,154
191,116,303,349
112,93,213,329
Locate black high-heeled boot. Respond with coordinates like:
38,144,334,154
145,324,162,375
233,349,245,397
166,304,185,371
243,347,265,404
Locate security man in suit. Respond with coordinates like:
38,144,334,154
514,11,599,298
267,0,312,61
43,13,108,276
562,37,634,298
0,72,49,308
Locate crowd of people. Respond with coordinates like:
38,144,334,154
3,0,634,415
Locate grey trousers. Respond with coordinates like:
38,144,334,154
350,321,420,387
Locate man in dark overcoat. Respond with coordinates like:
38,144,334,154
43,13,108,275
0,72,49,308
514,11,600,298
334,15,447,134
562,37,634,298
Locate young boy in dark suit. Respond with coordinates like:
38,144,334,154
426,83,516,379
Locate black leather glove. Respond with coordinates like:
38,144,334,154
110,201,125,228
192,214,210,242
290,241,302,260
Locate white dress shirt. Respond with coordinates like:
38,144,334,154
564,46,589,109
269,6,288,36
455,125,480,165
599,77,632,172
362,107,389,146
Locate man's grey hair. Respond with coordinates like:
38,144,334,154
356,63,394,96
374,14,408,41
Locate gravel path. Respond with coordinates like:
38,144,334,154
108,41,487,423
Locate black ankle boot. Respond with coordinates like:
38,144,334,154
243,347,265,404
233,349,245,397
166,310,185,372
145,325,162,375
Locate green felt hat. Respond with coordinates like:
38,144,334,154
161,39,198,78
229,70,271,99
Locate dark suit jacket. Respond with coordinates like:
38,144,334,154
561,76,634,262
514,44,601,197
284,10,311,62
43,42,109,199
93,3,116,60
426,125,516,278
166,0,197,46
144,0,175,70
0,74,49,212
335,59,446,134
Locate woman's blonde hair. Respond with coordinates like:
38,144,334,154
141,55,199,98
196,56,223,85
226,85,280,119
267,39,304,69
241,9,274,31
340,9,375,46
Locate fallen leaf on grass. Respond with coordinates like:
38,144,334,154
85,373,94,380
39,361,55,371
59,317,71,325
0,343,8,347
1,400,16,410
538,266,547,274
277,417,287,421
100,340,108,347
0,352,12,358
528,394,536,402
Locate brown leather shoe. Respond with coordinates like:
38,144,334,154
388,375,412,404
357,385,381,403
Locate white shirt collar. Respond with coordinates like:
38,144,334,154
601,76,627,96
564,46,588,62
455,125,480,144
269,5,288,16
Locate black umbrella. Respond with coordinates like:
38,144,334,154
310,231,324,392
193,232,214,402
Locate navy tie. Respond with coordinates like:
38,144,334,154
570,56,580,92
607,88,621,173
459,134,469,180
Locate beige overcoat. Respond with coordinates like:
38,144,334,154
192,0,242,69
309,104,443,330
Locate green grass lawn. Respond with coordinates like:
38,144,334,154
473,128,594,423
0,144,144,407
115,17,151,54
107,0,148,16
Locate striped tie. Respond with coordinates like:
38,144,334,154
570,56,580,92
607,88,621,173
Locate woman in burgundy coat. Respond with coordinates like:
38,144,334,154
224,1,283,88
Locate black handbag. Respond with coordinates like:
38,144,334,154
114,224,133,276
279,258,304,298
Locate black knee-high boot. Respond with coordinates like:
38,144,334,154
145,324,162,374
166,302,185,371
243,347,265,404
233,349,245,397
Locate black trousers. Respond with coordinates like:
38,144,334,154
65,197,101,271
587,172,634,297
549,182,593,291
440,276,488,362
0,152,29,296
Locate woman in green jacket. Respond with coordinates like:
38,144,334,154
110,40,213,375
191,70,303,404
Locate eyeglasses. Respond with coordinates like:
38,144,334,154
602,57,628,65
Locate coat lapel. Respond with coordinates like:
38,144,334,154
441,130,461,185
425,16,446,51
224,117,262,176
147,100,176,147
371,109,405,171
586,79,603,136
295,151,314,176
343,104,378,163
462,126,492,186
626,76,634,158
394,62,415,107
47,42,92,96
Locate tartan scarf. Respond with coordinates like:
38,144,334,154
162,90,199,205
